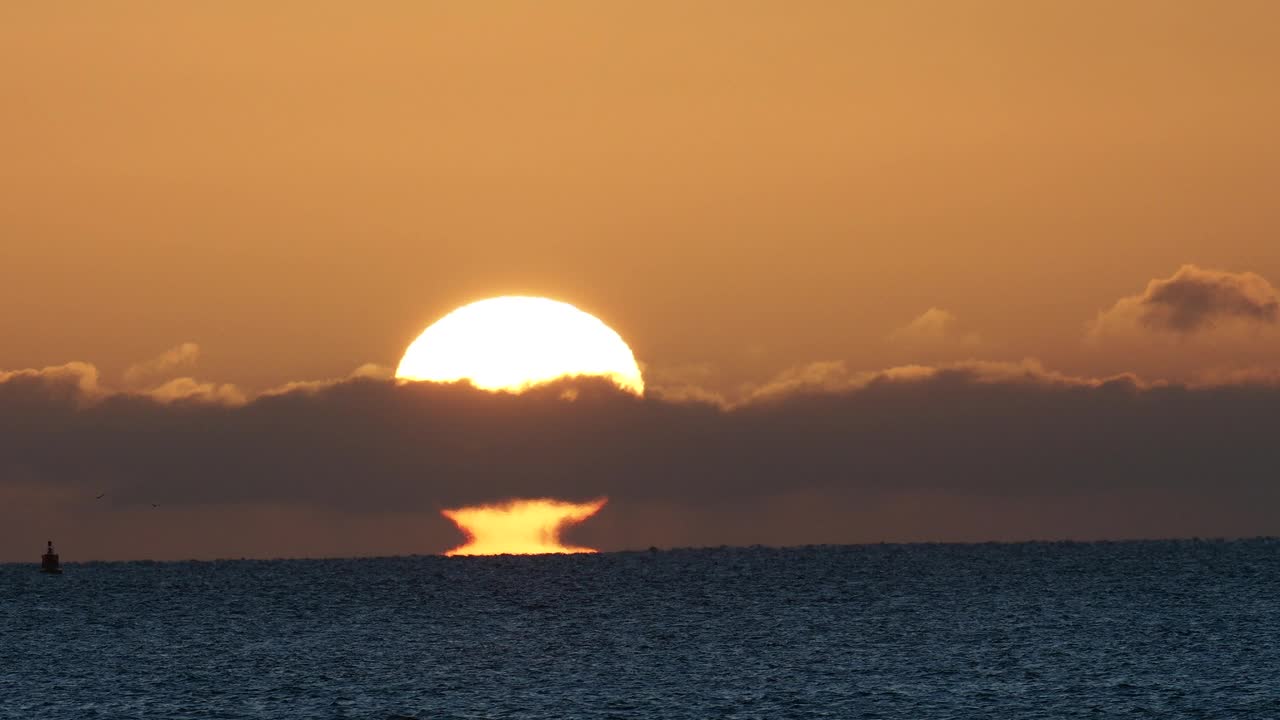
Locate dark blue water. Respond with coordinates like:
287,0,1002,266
3,540,1278,719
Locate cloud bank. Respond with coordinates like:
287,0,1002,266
3,357,1278,559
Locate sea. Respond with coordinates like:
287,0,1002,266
3,539,1278,719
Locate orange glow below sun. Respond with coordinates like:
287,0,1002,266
441,498,607,556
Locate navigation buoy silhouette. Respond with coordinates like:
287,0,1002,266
40,540,62,574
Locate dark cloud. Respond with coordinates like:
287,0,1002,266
1093,265,1280,336
3,359,1279,558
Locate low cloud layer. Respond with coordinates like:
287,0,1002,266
1092,265,1280,338
3,358,1278,559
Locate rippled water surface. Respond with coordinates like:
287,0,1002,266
3,540,1279,719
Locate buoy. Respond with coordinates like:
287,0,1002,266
40,540,62,574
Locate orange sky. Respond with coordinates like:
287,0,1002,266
3,2,1278,397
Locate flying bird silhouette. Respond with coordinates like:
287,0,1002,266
151,503,160,508
95,493,106,499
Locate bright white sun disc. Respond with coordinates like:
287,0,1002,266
395,296,644,395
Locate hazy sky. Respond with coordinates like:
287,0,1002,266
4,2,1278,391
3,4,1279,559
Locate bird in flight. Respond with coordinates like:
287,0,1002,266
95,493,106,500
151,503,160,508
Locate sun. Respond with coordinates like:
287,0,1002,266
396,296,644,395
441,498,607,556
